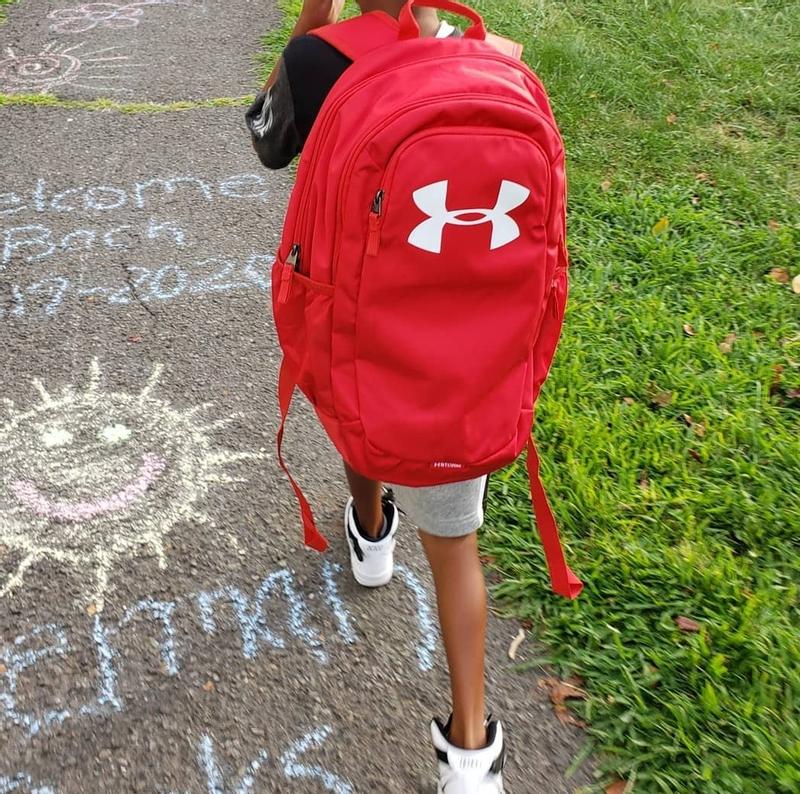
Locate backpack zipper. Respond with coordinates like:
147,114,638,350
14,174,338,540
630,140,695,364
277,243,300,304
366,190,384,256
351,105,553,266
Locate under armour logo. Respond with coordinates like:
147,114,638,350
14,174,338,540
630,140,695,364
408,180,530,254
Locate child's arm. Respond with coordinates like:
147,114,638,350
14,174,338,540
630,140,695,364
246,0,344,169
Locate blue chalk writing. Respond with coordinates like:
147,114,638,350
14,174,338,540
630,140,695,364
119,599,179,676
321,561,358,645
197,735,270,794
196,569,326,664
0,624,71,737
281,726,354,794
0,772,55,794
395,564,438,672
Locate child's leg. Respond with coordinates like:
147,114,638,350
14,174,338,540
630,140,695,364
343,462,384,538
418,529,487,750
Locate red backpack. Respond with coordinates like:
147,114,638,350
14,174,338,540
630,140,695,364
273,0,582,598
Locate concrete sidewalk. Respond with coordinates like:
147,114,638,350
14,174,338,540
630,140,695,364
0,3,591,791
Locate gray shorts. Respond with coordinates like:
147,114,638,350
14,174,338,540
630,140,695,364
388,476,488,538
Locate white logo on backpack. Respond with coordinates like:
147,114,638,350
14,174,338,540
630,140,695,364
408,179,530,254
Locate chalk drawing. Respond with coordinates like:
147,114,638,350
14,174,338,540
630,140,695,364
321,560,358,645
197,570,327,664
0,624,71,737
0,42,130,94
0,174,270,220
0,360,263,610
196,735,270,794
0,255,274,321
281,726,354,794
0,773,54,794
49,1,206,34
0,561,438,743
395,564,438,672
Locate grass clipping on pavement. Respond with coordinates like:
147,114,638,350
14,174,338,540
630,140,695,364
259,0,799,790
470,1,799,791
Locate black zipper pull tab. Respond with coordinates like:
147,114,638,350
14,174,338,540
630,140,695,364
287,243,301,270
367,191,384,257
278,244,301,304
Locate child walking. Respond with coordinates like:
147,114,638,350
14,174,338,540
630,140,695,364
247,0,580,790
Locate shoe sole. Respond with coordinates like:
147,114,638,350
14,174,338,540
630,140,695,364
344,499,394,588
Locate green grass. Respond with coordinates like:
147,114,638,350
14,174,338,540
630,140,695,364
256,0,798,789
0,0,15,24
469,1,799,791
0,93,253,112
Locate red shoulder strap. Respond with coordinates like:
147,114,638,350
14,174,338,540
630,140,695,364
311,12,400,62
526,436,583,599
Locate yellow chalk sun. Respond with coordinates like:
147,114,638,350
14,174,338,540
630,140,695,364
0,359,263,610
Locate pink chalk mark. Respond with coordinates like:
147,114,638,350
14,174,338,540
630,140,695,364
12,453,166,522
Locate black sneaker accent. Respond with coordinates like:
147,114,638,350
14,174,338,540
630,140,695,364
433,715,505,772
347,526,365,562
352,499,395,542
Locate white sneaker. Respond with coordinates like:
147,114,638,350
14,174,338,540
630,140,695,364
344,493,399,587
431,717,506,794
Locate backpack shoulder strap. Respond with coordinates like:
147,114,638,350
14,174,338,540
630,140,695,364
311,12,400,62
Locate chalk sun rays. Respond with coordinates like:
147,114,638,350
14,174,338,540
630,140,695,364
0,359,264,610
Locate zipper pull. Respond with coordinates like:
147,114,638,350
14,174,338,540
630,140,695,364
278,244,300,304
366,190,384,257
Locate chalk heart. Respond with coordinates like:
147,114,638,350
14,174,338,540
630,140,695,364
0,359,262,610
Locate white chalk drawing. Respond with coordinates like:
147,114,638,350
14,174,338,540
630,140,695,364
48,1,206,34
0,174,271,222
0,773,54,794
0,254,274,321
0,360,263,610
0,42,131,94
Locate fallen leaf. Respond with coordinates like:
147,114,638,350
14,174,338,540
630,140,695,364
683,323,696,337
202,680,215,692
692,421,706,438
0,664,6,675
691,194,701,206
508,628,525,661
768,219,781,232
651,390,673,408
127,335,142,343
695,172,711,182
639,473,650,492
689,449,703,463
555,704,587,728
566,674,586,687
606,780,630,794
719,333,737,354
666,113,678,125
676,616,701,632
539,677,588,705
768,267,790,284
786,388,800,400
86,603,97,617
600,179,612,192
708,41,720,50
622,396,635,406
651,217,670,236
770,364,784,398
793,275,800,294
